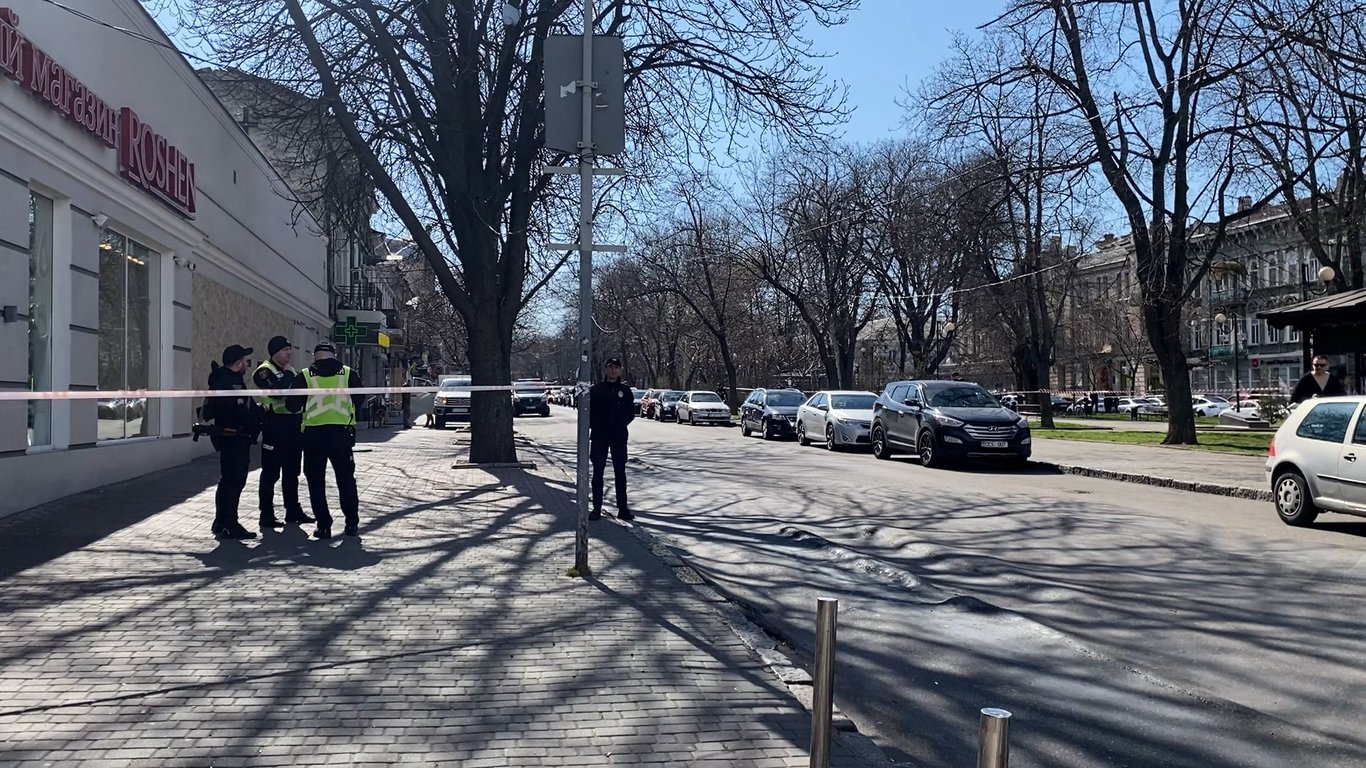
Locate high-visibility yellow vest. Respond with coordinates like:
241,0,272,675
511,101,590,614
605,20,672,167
301,367,356,428
254,360,291,414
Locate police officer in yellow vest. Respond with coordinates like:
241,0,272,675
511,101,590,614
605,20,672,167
287,341,366,539
252,335,313,529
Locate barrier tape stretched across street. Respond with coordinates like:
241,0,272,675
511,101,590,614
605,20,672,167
0,384,521,401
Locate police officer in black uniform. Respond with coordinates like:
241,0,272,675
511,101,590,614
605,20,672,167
205,344,260,540
589,357,635,521
253,335,313,529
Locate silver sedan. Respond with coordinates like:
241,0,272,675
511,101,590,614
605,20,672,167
795,390,878,451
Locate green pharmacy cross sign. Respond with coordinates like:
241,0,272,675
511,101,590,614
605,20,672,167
332,316,382,347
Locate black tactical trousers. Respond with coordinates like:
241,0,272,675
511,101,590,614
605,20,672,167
214,438,252,527
303,426,358,529
590,433,629,513
259,415,303,516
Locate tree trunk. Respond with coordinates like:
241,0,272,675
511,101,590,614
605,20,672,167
837,345,857,390
724,360,740,414
1143,299,1197,444
466,297,516,464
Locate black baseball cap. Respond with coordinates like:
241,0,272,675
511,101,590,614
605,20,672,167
605,357,622,367
221,344,253,365
268,336,292,355
314,341,337,354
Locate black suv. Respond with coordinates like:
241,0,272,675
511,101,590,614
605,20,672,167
739,388,807,439
870,380,1030,467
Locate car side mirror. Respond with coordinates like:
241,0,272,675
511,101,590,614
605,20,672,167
817,404,829,411
904,399,921,408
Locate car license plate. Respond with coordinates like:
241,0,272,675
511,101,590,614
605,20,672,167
982,440,1009,449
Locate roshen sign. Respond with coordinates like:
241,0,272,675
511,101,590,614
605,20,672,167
0,7,196,218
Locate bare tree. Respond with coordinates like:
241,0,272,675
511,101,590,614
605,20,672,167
744,149,883,389
169,0,855,461
635,187,758,411
982,0,1314,443
862,141,966,378
1241,0,1366,292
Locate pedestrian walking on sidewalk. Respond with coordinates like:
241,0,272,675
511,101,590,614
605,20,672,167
206,344,260,540
253,336,313,530
288,342,365,539
590,356,635,521
1290,355,1345,404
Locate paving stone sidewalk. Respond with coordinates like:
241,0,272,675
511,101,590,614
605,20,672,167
1031,437,1268,498
0,427,864,767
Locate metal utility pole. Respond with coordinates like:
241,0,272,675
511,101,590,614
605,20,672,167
574,0,596,575
543,5,625,575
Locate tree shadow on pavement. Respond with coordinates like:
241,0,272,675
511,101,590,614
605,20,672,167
0,430,850,766
547,428,1366,768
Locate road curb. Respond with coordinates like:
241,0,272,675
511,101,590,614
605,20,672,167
1036,461,1272,502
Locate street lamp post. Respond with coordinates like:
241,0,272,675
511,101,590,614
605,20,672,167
1215,311,1240,407
1298,264,1338,373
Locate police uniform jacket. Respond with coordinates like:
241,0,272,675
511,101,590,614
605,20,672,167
285,358,365,424
204,364,259,440
589,379,635,439
254,361,302,420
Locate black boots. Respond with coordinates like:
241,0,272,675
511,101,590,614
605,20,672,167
215,522,257,540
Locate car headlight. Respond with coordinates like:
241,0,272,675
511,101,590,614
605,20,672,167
932,412,964,427
1015,414,1029,427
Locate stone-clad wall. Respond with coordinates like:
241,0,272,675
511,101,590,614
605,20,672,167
191,274,317,406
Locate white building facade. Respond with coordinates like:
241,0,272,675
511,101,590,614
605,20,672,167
0,1,330,516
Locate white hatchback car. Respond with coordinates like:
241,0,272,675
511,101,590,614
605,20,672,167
1266,396,1366,526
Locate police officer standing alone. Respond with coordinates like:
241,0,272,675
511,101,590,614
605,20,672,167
206,344,260,540
288,342,365,539
589,357,635,521
253,336,313,530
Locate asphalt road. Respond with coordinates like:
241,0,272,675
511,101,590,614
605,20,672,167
516,409,1366,768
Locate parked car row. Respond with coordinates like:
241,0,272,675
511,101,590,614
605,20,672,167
620,381,1033,469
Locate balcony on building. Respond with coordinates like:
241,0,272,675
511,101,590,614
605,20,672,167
335,282,384,312
1207,343,1247,359
1208,288,1247,308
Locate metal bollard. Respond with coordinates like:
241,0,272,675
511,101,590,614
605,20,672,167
810,597,838,768
977,707,1012,768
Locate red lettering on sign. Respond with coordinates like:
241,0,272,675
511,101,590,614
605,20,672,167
2,8,192,215
118,107,196,217
0,17,21,81
22,43,55,101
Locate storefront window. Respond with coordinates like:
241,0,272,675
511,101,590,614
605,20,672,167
28,194,53,447
98,230,159,440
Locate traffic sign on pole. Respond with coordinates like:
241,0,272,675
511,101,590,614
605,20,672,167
544,35,625,155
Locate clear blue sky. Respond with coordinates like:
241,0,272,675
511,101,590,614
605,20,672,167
805,0,1006,143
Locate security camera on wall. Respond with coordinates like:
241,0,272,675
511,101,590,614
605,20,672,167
92,213,109,228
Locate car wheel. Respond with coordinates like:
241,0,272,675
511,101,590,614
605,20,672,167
435,418,447,430
1274,470,1320,527
689,412,696,425
871,426,891,460
826,424,842,452
918,429,941,468
797,421,810,446
762,419,775,440
742,417,752,437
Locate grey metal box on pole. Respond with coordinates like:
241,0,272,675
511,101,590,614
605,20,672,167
544,35,626,155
